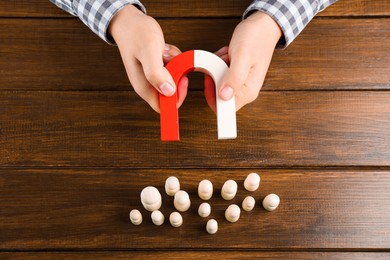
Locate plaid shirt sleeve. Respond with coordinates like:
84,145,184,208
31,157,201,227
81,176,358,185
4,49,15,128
244,0,337,48
50,0,146,44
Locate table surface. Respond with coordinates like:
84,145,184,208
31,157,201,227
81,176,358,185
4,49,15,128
1,1,390,259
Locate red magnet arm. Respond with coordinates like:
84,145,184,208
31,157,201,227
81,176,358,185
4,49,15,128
159,50,195,141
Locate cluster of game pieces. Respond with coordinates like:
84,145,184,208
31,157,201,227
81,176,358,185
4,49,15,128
129,173,280,234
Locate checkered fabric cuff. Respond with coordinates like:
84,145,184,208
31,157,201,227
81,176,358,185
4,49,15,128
50,0,146,44
243,0,336,48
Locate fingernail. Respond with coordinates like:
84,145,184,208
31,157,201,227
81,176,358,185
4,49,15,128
159,82,175,96
220,86,234,100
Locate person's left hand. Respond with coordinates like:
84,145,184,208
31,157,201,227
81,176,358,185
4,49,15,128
204,11,282,112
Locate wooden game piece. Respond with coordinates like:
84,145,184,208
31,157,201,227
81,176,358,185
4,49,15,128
151,210,165,226
174,190,191,212
242,196,256,212
129,209,142,225
206,219,218,234
169,212,183,227
262,193,280,211
198,202,211,218
165,176,180,196
225,204,241,223
160,50,237,141
221,179,238,200
244,172,261,192
140,186,162,212
198,179,213,200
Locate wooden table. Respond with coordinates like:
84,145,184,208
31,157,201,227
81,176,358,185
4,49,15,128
1,1,390,259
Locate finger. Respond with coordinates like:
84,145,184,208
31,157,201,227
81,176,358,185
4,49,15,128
127,59,160,112
215,46,229,57
219,48,252,101
162,44,189,108
204,46,230,112
137,42,176,97
204,75,216,112
219,53,230,66
163,43,182,64
235,64,265,111
176,75,189,108
214,46,230,65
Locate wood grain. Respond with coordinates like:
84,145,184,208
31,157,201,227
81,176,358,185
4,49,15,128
1,19,389,91
1,169,389,249
1,0,389,18
2,252,390,259
1,0,390,256
1,91,390,167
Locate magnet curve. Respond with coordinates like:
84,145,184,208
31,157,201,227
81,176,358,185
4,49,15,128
159,50,237,141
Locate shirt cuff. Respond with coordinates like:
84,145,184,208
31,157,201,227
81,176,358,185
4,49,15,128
244,0,322,48
73,0,146,45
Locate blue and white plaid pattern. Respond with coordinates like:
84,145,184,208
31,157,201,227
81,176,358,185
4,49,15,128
50,0,146,44
51,0,336,47
244,0,337,47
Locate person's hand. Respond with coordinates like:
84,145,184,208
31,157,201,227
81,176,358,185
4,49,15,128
204,11,282,111
108,5,188,112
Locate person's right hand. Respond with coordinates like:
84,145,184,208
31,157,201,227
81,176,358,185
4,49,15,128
108,4,188,112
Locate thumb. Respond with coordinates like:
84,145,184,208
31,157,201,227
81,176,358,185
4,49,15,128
219,51,251,101
138,43,176,97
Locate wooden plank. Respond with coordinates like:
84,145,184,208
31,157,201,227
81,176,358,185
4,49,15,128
1,18,389,91
0,18,231,91
0,1,68,17
267,18,390,90
1,91,390,167
320,0,390,17
1,169,390,249
1,252,390,259
1,0,389,18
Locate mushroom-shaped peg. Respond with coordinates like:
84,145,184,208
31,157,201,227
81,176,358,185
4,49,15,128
140,186,162,212
129,209,143,225
198,202,211,218
206,219,218,234
244,172,261,192
165,176,180,196
225,204,241,223
262,193,280,211
221,180,238,200
242,196,256,212
151,210,165,226
198,179,213,200
174,190,191,212
169,212,183,227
